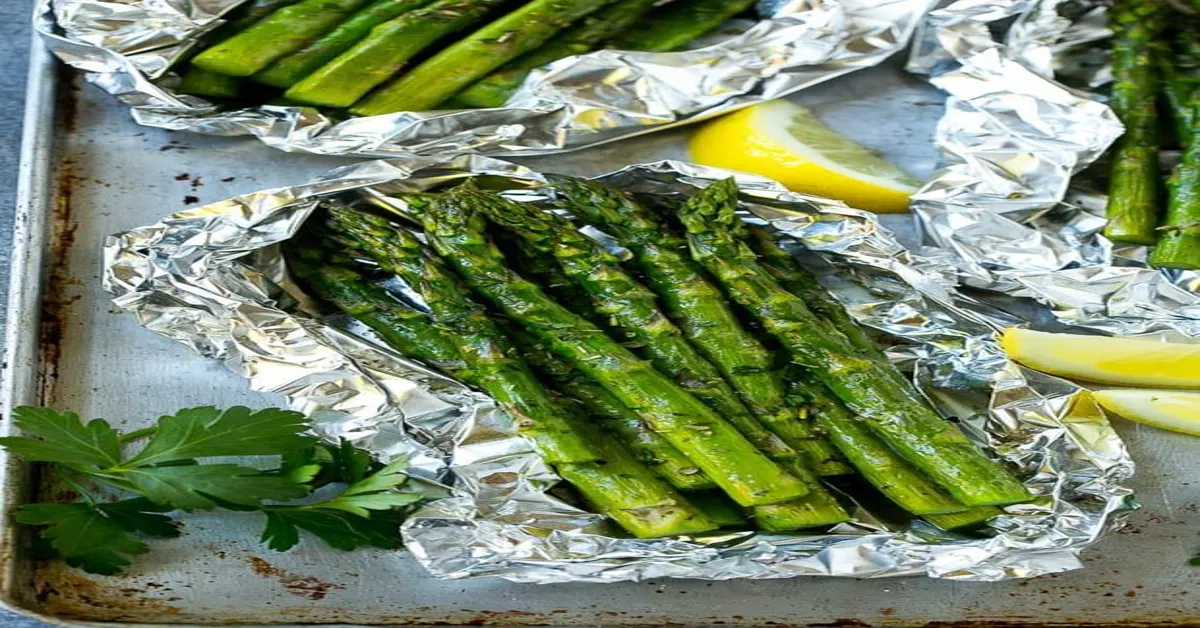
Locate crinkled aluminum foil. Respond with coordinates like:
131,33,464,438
103,155,1135,582
907,0,1200,338
36,0,931,158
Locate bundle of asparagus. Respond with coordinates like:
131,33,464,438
179,0,756,113
1104,1,1199,270
282,176,1031,539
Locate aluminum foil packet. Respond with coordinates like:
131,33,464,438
104,155,1135,582
36,0,931,158
907,0,1200,338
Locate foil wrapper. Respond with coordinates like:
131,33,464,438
36,0,931,158
907,0,1200,338
104,155,1135,582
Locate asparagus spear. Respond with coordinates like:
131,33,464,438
475,193,796,460
222,0,306,31
788,374,975,516
545,176,848,475
285,0,507,107
1103,0,1165,244
194,0,376,77
678,179,1032,508
1149,96,1200,269
449,0,660,108
685,491,747,527
923,506,1001,531
1159,25,1199,148
502,321,717,491
605,0,753,52
350,0,618,115
291,231,603,466
179,67,242,98
751,459,850,530
255,0,436,88
420,188,809,507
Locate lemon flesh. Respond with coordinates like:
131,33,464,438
1094,390,1200,436
688,99,921,213
1001,328,1200,388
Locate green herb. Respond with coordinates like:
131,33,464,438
0,406,425,575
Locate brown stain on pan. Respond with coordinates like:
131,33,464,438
33,567,182,621
247,556,346,601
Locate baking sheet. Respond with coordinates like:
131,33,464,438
2,44,1198,625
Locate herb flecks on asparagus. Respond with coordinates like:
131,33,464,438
419,188,809,507
678,178,1032,508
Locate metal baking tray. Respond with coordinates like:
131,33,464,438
2,35,1198,626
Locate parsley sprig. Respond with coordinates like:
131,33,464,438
0,406,424,575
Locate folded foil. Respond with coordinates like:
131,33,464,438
36,0,931,158
907,0,1200,338
104,155,1136,582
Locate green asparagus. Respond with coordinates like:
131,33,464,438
475,192,795,460
194,0,375,77
179,67,242,98
285,0,506,107
751,459,850,531
450,0,660,108
255,0,436,88
351,0,619,115
545,175,848,476
605,0,753,53
420,188,809,507
222,0,305,32
685,492,747,528
1103,0,1165,244
678,179,1032,508
1149,95,1200,269
297,223,603,466
1159,26,1199,148
923,506,1001,531
502,321,717,491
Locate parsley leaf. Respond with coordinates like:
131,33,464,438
0,407,122,469
15,500,177,575
127,407,314,466
319,459,420,517
124,464,311,511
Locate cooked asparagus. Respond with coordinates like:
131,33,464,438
678,179,1032,508
476,192,795,460
299,222,603,466
685,492,747,528
1160,24,1199,147
605,0,753,52
179,67,242,98
923,506,1001,531
420,188,809,507
193,0,375,77
285,0,506,107
1149,95,1200,270
351,0,618,115
450,0,660,108
255,0,436,88
1103,0,1165,244
545,175,848,475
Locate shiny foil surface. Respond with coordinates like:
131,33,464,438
907,0,1200,338
36,0,931,158
104,156,1136,582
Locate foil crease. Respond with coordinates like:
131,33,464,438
104,155,1136,582
36,0,931,158
907,0,1200,338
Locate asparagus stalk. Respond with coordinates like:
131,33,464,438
419,188,809,507
751,459,850,530
1103,0,1165,244
1159,24,1199,147
605,0,753,52
545,175,848,475
222,0,306,32
685,491,747,527
254,0,436,88
194,0,375,77
923,506,1001,531
178,67,242,98
285,0,506,107
449,0,660,108
299,222,603,466
678,179,1032,508
1149,96,1200,269
788,374,974,516
502,321,717,491
475,193,796,460
350,0,618,115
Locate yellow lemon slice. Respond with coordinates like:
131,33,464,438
1094,390,1200,436
688,100,921,213
1001,328,1200,388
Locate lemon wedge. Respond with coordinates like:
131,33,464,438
1001,328,1200,388
688,100,921,213
1094,390,1200,436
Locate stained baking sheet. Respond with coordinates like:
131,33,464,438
1,40,1198,625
